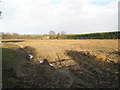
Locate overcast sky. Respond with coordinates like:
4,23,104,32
0,0,119,34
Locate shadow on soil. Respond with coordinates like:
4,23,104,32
2,44,119,88
2,44,31,88
2,48,18,88
65,50,119,88
109,51,120,55
23,46,36,57
2,40,25,43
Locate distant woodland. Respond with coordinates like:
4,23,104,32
1,31,119,39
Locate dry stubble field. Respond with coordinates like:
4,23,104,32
2,39,119,88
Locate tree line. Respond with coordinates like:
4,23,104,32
2,32,50,39
1,32,67,39
67,31,119,39
1,31,119,39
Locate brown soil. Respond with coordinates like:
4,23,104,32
2,39,119,88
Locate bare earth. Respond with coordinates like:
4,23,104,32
2,39,119,88
17,39,119,62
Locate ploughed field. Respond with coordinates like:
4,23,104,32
2,39,119,88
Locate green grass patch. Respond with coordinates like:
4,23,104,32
2,44,18,88
2,48,14,64
3,78,16,88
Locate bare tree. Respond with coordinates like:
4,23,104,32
49,30,56,35
0,11,1,16
61,31,66,35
